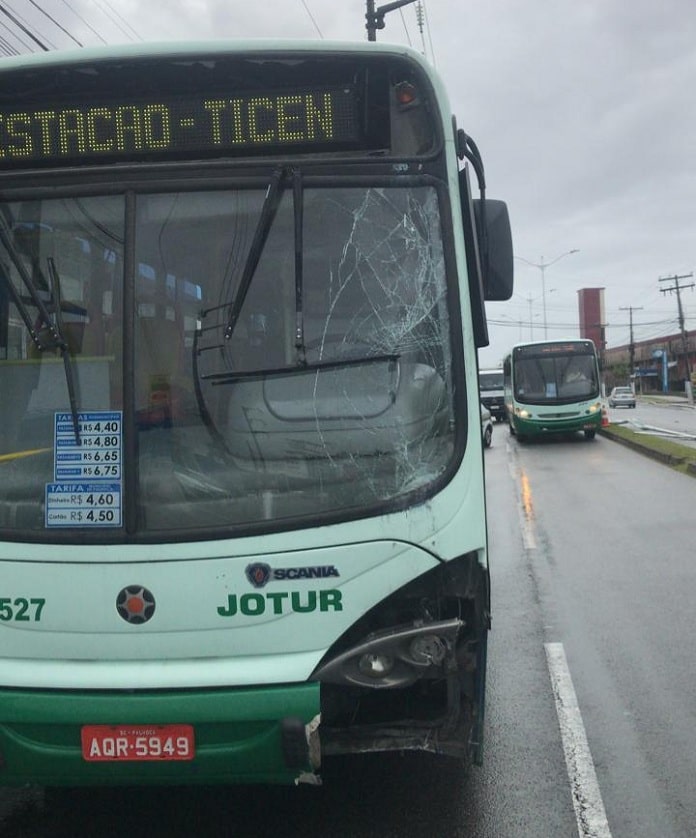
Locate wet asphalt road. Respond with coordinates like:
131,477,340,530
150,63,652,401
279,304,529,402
1,406,695,836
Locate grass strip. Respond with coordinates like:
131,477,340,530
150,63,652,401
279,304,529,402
599,423,696,477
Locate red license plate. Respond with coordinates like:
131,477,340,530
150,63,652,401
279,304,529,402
81,724,195,762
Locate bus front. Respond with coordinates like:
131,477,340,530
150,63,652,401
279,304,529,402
506,340,603,441
0,42,502,786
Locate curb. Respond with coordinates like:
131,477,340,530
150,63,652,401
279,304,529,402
598,426,696,477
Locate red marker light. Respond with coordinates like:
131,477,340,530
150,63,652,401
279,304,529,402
127,596,144,613
395,82,418,106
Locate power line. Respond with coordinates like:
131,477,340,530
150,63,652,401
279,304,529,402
420,0,436,66
56,0,108,45
398,7,413,46
99,0,141,40
299,0,323,38
0,3,50,50
0,18,28,52
8,0,62,48
0,31,20,55
27,0,82,47
86,0,140,42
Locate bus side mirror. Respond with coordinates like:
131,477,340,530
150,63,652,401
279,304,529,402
473,199,514,301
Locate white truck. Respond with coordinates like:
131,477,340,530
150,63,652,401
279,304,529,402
479,368,506,422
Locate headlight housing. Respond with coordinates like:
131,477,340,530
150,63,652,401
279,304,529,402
312,618,462,688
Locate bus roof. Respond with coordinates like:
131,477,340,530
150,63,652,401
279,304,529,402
506,338,594,350
509,338,590,347
0,39,433,73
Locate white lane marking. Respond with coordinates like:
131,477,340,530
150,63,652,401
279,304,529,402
545,642,612,838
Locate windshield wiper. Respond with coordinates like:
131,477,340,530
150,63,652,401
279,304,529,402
224,167,309,364
0,220,81,443
200,168,402,391
47,257,81,444
224,167,286,342
0,261,47,354
0,223,59,352
292,168,307,367
202,167,402,386
201,352,401,386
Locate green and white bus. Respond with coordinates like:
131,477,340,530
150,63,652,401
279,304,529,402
0,40,512,786
503,339,602,441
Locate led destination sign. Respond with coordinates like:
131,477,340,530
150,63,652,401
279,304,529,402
0,86,357,166
514,341,593,358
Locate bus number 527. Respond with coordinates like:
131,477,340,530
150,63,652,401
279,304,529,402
0,597,46,622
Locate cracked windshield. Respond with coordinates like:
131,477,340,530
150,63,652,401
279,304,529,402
0,185,455,535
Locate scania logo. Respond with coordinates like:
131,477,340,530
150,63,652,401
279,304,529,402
246,563,272,588
245,563,340,588
116,586,156,624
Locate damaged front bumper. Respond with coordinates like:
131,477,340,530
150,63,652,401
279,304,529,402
314,616,487,765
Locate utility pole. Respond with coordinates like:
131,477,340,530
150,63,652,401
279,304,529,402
659,272,694,399
619,305,643,389
366,0,418,41
526,294,534,340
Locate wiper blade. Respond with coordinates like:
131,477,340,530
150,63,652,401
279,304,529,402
292,169,306,366
201,353,400,386
0,217,82,443
224,167,286,341
47,257,81,444
0,262,47,353
0,223,57,352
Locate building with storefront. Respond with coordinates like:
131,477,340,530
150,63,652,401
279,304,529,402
603,329,696,393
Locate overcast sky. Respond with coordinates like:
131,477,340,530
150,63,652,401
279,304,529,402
5,0,696,366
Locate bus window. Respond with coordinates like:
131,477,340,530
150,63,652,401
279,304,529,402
131,183,453,527
0,199,124,467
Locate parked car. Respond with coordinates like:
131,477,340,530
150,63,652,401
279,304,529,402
481,404,493,447
609,386,636,408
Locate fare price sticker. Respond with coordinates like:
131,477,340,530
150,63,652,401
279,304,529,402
46,411,123,528
54,411,122,481
45,482,121,528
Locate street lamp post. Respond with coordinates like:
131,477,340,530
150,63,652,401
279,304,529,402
521,293,547,340
512,293,543,340
365,0,418,40
515,250,579,339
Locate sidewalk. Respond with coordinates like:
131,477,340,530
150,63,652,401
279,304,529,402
639,393,695,407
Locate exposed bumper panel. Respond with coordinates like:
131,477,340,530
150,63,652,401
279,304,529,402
0,683,319,787
515,412,601,435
